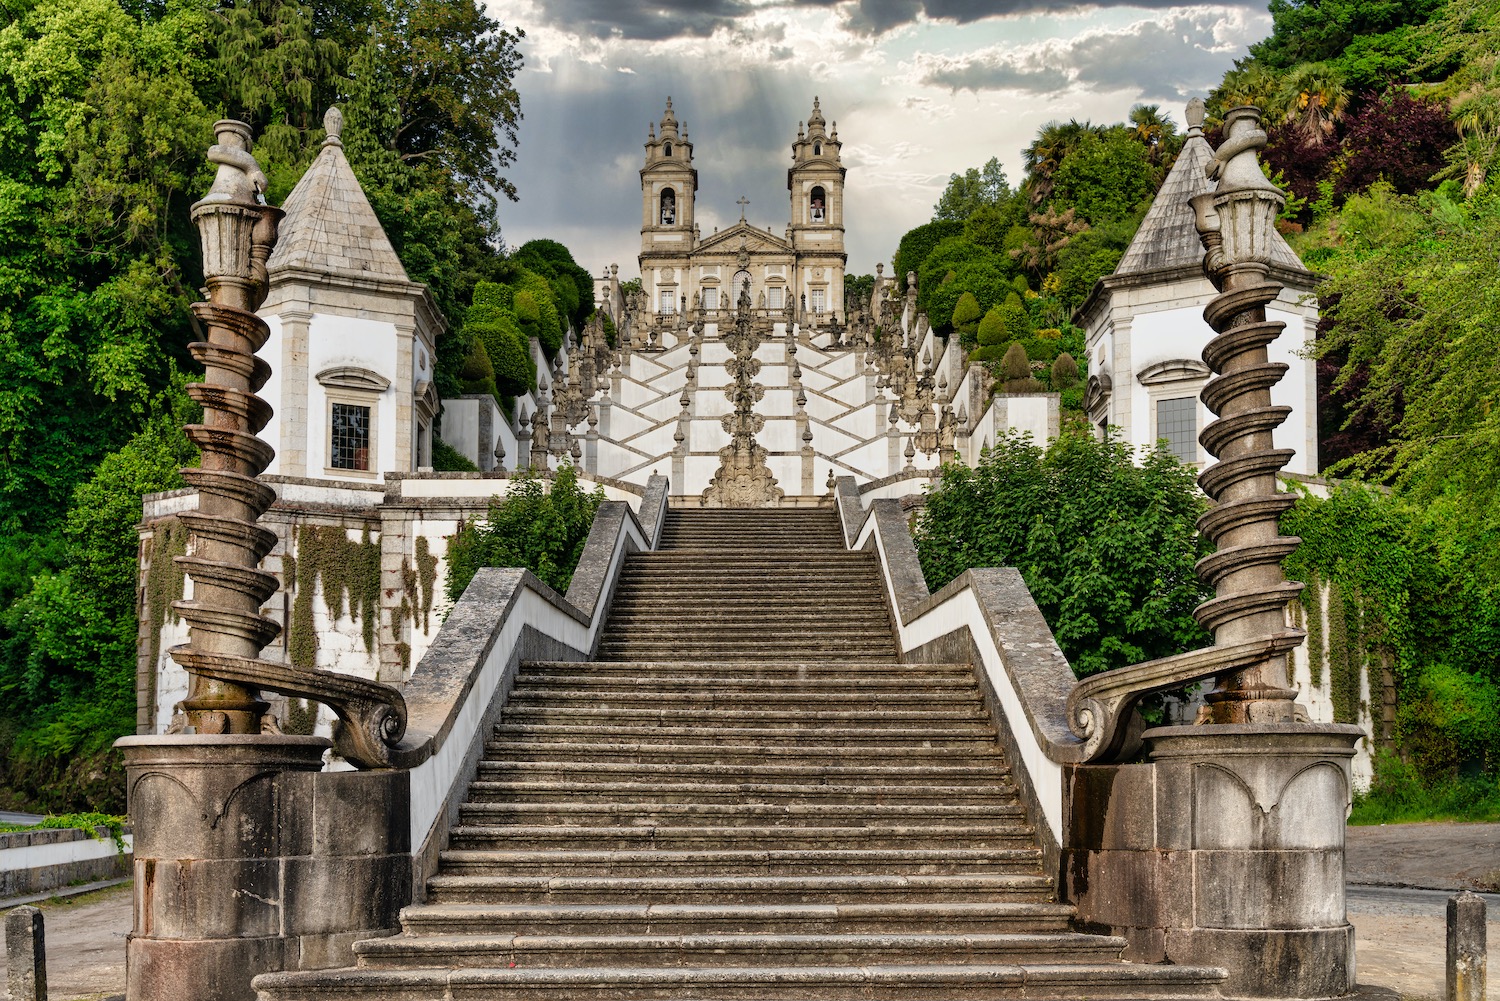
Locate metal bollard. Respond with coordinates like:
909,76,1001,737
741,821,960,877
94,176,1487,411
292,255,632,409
4,904,47,1001
1447,889,1487,1001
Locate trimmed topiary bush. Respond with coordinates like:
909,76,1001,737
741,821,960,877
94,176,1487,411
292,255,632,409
951,292,983,343
977,305,1007,347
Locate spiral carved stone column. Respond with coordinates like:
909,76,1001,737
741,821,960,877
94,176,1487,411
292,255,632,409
174,120,284,735
1189,106,1305,724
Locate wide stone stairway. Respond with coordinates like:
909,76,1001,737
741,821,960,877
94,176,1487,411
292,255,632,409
257,508,1224,999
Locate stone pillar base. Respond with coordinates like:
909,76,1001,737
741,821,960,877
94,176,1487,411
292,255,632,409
119,735,412,1001
1064,723,1363,1001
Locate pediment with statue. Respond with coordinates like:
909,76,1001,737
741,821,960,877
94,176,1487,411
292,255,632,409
694,222,794,256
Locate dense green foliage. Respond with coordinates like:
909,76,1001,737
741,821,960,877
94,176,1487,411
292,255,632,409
916,431,1211,677
0,0,600,810
444,464,604,600
902,0,1500,813
1284,483,1500,772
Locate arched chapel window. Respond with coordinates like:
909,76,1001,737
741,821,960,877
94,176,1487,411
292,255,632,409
664,141,673,157
660,188,676,225
813,142,821,156
810,185,826,223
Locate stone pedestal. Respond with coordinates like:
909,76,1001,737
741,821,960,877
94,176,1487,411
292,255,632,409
1064,724,1363,1000
119,735,412,1001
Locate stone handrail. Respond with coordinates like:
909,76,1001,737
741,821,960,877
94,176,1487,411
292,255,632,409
833,478,1296,842
390,473,665,857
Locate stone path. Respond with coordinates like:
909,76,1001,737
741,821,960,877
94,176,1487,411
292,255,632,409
5,827,1495,999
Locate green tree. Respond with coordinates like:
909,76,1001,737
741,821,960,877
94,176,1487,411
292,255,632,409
892,219,963,294
976,305,1006,347
1022,119,1105,206
950,292,983,342
444,464,604,599
1051,128,1157,226
915,429,1211,677
932,156,1011,221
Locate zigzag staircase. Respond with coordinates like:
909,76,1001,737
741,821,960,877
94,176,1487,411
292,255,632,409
256,508,1224,1000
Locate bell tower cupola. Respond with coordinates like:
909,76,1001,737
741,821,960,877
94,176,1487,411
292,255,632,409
788,96,846,318
641,97,697,249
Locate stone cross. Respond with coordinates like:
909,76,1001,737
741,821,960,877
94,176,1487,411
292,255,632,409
737,195,749,220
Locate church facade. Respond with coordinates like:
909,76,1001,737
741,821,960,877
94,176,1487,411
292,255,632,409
639,97,847,320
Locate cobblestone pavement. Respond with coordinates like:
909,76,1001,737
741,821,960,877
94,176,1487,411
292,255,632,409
4,825,1497,1001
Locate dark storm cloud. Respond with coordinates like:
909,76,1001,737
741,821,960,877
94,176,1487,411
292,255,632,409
524,0,1251,42
923,60,1069,93
535,0,756,41
919,14,1248,100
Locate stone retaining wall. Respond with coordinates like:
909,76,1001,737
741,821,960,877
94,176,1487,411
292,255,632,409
0,826,132,901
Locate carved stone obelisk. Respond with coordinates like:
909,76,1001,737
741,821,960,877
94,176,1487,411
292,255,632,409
1187,103,1307,724
702,283,783,507
117,118,413,1001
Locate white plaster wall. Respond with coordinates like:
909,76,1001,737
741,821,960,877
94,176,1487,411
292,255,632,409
261,314,285,473
306,312,401,480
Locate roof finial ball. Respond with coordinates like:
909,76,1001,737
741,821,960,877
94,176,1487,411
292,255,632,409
323,106,344,147
1185,96,1206,139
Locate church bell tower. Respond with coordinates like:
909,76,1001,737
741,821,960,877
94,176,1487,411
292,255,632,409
641,98,697,249
640,98,697,315
788,97,846,317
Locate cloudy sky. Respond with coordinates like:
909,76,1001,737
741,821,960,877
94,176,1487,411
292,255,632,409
489,1,1271,281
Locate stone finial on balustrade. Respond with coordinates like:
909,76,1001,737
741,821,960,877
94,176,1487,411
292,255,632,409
1189,105,1307,724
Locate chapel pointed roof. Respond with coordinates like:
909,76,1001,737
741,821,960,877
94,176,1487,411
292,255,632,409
266,107,409,282
1113,100,1304,276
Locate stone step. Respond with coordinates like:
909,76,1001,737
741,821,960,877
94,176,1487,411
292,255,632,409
424,872,1054,905
624,554,871,564
463,779,1018,806
397,900,1076,937
435,847,1040,877
476,760,1008,786
595,624,895,641
512,672,977,692
255,963,1227,1000
601,604,886,616
480,740,1003,766
352,931,1127,970
519,661,972,679
456,801,1028,829
592,646,901,663
447,825,1039,852
490,723,1001,747
499,706,983,726
502,690,975,710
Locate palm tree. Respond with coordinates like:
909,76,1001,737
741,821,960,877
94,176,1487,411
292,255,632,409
1128,104,1177,160
1022,119,1104,205
1211,58,1290,124
1280,64,1350,144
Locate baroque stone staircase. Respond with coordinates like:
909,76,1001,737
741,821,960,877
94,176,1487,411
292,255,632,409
256,508,1224,1000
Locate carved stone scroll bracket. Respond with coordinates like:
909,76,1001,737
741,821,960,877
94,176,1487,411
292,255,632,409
1065,630,1305,762
172,649,418,769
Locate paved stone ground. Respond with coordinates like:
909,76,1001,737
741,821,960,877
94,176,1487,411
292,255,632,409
4,825,1497,1001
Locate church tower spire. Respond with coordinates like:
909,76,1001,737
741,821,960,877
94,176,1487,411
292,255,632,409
640,97,698,316
788,96,846,318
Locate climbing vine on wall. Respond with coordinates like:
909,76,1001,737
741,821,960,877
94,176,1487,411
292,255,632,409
396,536,440,638
142,517,190,717
284,523,382,668
1282,482,1500,773
280,523,383,735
